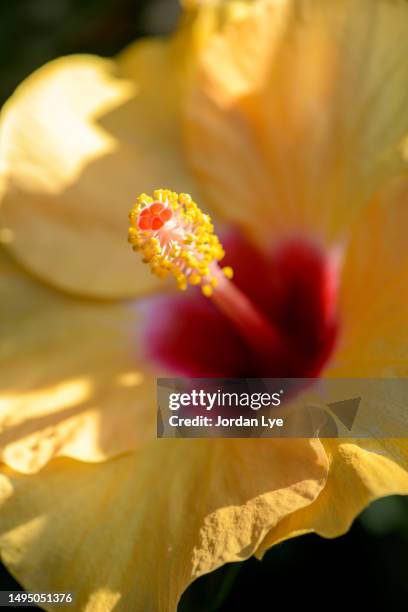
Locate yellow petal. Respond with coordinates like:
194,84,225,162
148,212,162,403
328,176,408,378
318,178,408,468
0,54,159,299
185,0,408,244
0,249,155,473
0,438,327,610
0,38,197,299
256,439,408,556
321,179,408,482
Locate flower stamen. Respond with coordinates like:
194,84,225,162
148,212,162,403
129,189,287,358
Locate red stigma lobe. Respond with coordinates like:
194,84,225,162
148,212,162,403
137,202,173,231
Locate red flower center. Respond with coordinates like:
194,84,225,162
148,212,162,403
140,231,339,377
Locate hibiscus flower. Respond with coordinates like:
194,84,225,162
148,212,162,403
0,0,407,610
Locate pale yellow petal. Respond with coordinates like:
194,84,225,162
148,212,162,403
256,439,408,557
0,38,199,299
328,176,408,378
185,0,408,245
0,437,327,610
320,178,408,474
0,249,155,473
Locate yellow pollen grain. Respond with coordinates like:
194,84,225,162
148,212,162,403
189,274,201,285
222,266,234,279
128,189,233,297
202,284,213,297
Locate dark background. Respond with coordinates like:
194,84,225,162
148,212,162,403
0,0,407,609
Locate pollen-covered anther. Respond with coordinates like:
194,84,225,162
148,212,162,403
128,189,231,294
